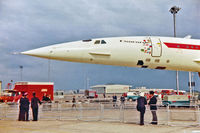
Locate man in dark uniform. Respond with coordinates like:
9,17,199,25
112,94,117,107
137,92,147,125
42,93,48,102
18,93,25,121
148,91,157,125
18,92,30,121
72,96,76,108
31,92,42,121
120,94,125,108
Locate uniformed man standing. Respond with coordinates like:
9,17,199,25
18,92,30,121
120,94,125,108
112,94,117,107
31,92,41,121
72,96,76,108
148,91,158,125
136,92,147,125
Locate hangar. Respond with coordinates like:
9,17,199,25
90,84,132,94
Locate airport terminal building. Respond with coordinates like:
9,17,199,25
90,84,132,94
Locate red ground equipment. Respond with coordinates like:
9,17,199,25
0,90,21,103
85,90,98,98
13,82,54,101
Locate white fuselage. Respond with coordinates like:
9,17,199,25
21,36,200,72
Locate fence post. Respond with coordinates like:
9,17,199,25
59,103,61,120
78,103,83,120
0,105,1,120
198,105,200,126
0,105,3,120
4,104,7,120
120,104,124,123
167,105,170,126
100,104,104,121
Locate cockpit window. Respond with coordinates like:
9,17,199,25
94,40,100,44
101,40,106,44
94,40,107,44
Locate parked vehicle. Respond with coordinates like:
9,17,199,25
127,92,140,101
54,90,64,99
162,95,190,106
85,90,98,98
0,90,21,103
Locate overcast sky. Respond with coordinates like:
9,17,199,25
0,0,200,91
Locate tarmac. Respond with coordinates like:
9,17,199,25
0,120,199,133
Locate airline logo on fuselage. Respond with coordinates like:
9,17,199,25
164,42,200,50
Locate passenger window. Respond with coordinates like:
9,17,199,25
145,58,151,62
101,40,106,44
155,59,160,63
94,40,100,44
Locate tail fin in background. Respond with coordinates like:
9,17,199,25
184,35,192,39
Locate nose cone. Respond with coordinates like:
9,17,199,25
21,41,90,62
21,47,51,59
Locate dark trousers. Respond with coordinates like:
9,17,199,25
140,111,145,125
25,110,29,121
32,108,38,121
18,109,25,121
72,103,76,108
19,109,29,121
151,110,157,124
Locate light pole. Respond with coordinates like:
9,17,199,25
169,6,181,94
19,65,23,81
48,59,51,82
87,77,90,90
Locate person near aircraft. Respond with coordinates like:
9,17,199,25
137,92,147,125
31,92,42,121
148,91,158,125
18,92,29,121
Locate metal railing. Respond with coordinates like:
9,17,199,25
0,102,199,127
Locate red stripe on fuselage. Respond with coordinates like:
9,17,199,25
164,42,200,50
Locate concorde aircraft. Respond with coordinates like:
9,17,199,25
21,36,200,75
